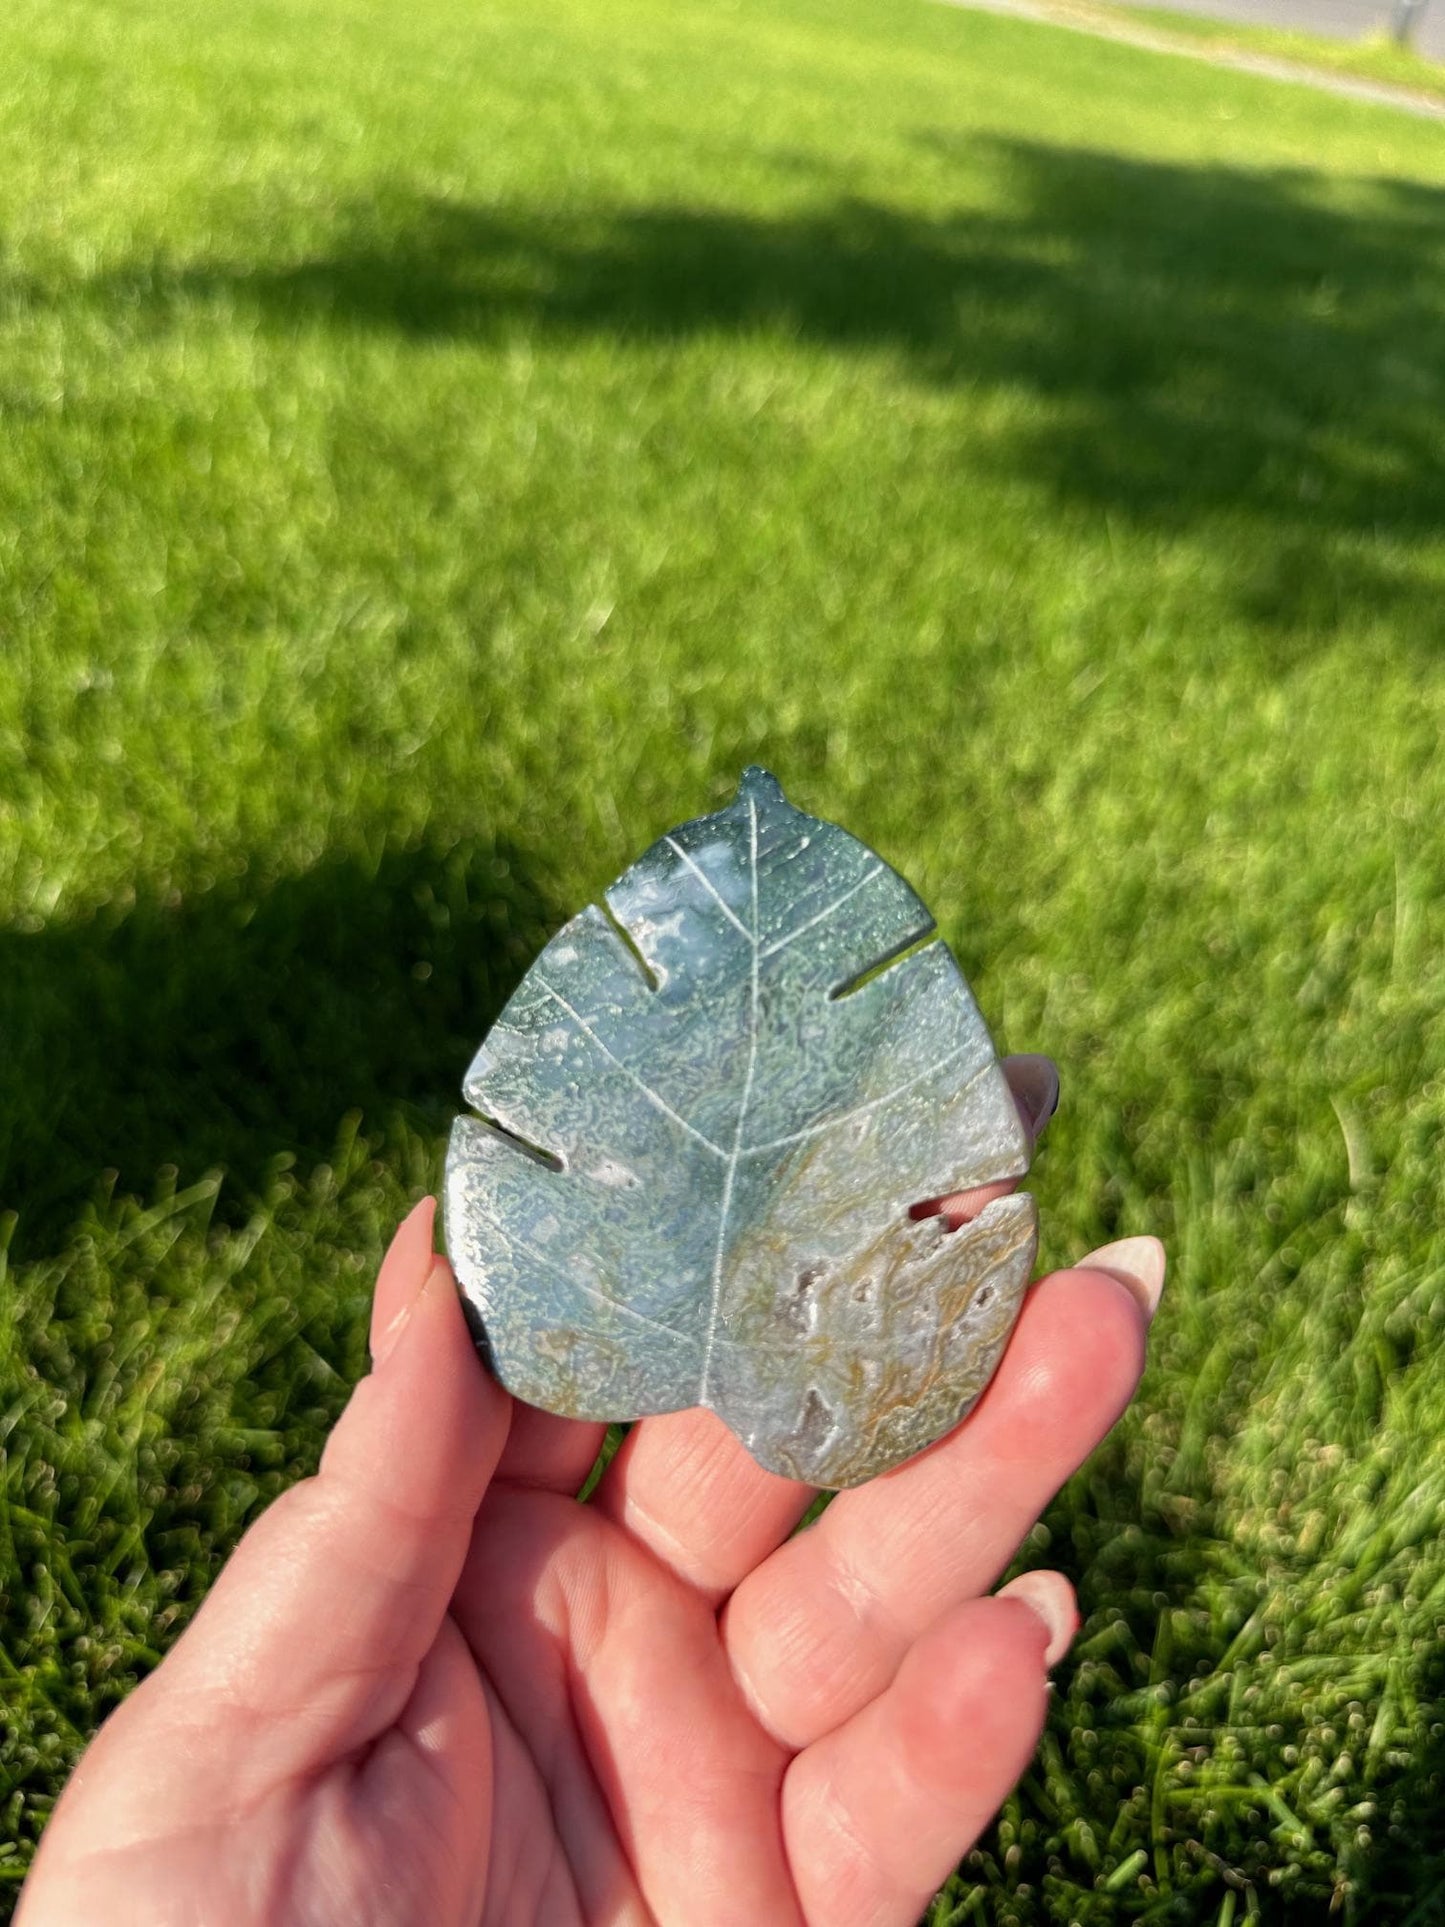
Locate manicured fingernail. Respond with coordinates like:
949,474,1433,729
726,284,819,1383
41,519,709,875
370,1198,443,1366
376,1301,413,1364
1006,1054,1060,1139
1079,1234,1166,1321
375,1255,450,1366
997,1570,1078,1668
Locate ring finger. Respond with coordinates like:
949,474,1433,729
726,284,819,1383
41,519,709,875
722,1238,1162,1748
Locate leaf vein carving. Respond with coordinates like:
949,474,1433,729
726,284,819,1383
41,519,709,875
534,976,728,1159
500,1220,702,1349
744,1048,987,1158
664,836,754,943
759,862,887,961
700,796,761,1399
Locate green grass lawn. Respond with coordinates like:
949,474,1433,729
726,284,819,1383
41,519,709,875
4,0,1445,1916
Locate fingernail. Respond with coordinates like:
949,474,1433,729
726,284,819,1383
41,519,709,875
1078,1234,1166,1321
375,1257,449,1366
1007,1054,1060,1139
376,1302,413,1365
997,1570,1078,1668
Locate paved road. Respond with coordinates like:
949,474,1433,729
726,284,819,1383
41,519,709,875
945,0,1445,112
1110,0,1445,60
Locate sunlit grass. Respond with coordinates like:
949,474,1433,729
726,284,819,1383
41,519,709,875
3,0,1445,1917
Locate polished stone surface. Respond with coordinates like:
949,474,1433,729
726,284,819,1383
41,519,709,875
445,767,1036,1487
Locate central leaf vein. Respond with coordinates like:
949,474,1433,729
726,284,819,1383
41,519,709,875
700,796,761,1401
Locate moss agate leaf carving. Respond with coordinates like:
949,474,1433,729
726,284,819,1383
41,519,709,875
444,768,1036,1488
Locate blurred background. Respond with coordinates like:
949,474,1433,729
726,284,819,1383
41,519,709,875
2,0,1444,1918
1110,0,1445,59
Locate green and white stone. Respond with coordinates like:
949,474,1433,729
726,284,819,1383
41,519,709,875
444,768,1036,1488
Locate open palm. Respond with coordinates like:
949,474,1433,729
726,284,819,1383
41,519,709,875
20,1071,1160,1927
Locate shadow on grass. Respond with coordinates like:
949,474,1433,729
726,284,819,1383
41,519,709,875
0,838,558,1256
47,136,1445,632
1366,1638,1445,1921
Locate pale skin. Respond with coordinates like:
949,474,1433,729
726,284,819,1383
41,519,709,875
18,1056,1164,1927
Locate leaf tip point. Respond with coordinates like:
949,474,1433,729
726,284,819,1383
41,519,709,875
737,764,785,806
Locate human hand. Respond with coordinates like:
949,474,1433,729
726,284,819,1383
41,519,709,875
18,1056,1163,1927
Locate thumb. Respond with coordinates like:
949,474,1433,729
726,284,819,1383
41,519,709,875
149,1199,510,1789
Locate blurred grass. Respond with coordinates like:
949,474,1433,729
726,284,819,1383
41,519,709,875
2,0,1445,1917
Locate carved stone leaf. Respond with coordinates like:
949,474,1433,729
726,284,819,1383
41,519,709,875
444,766,1036,1488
